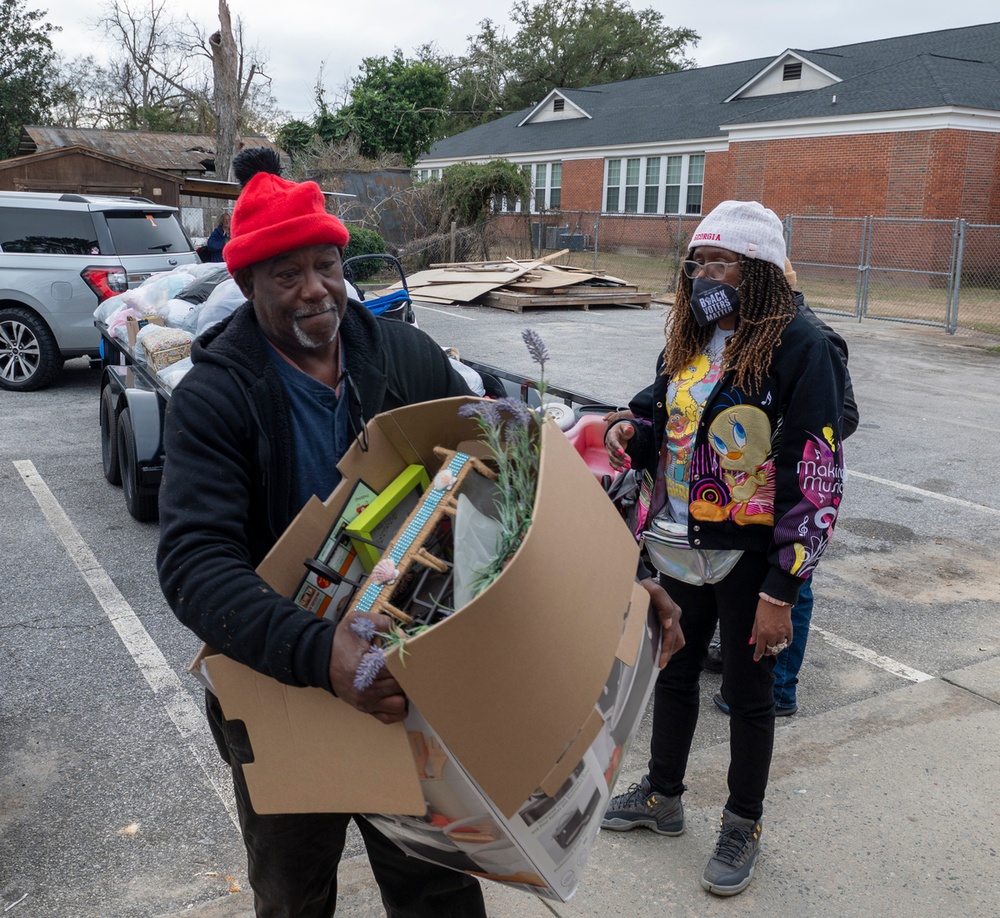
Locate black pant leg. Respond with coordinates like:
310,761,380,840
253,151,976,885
207,692,486,917
715,551,776,821
208,691,349,917
646,574,719,795
356,817,486,918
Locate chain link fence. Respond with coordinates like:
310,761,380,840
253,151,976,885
181,190,999,339
394,211,702,303
397,210,997,338
956,223,1000,337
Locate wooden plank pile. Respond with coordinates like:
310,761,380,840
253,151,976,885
380,251,651,312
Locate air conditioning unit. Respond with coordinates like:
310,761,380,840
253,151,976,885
558,233,590,252
545,225,568,249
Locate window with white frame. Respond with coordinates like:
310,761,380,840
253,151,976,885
413,167,442,183
604,153,706,215
605,159,620,213
623,158,640,213
644,157,660,213
531,162,562,211
685,154,705,214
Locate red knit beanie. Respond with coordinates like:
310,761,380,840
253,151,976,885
224,172,350,273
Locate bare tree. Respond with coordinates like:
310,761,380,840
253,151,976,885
209,0,238,181
77,0,281,160
96,0,208,130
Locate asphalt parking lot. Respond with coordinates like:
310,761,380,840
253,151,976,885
1,302,998,917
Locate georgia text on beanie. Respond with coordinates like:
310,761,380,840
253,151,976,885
689,200,786,272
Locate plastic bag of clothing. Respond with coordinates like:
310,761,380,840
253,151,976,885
196,277,245,335
448,356,485,396
157,355,193,390
175,263,231,305
160,297,200,333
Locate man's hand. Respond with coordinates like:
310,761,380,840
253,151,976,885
640,577,684,667
329,612,408,724
605,420,635,471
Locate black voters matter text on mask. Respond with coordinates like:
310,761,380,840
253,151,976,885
689,278,739,327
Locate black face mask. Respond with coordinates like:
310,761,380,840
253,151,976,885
689,278,740,327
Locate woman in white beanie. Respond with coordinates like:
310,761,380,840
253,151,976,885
600,200,847,897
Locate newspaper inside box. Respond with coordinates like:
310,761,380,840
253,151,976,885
200,397,659,901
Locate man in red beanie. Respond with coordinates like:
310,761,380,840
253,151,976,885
156,152,484,917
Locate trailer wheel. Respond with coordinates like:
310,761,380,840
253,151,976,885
100,386,122,486
117,408,158,522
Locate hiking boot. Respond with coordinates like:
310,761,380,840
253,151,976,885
601,776,684,835
700,808,762,896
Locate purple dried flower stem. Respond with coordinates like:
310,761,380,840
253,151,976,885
353,647,386,691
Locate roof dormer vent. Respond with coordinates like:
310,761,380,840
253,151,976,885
783,62,803,81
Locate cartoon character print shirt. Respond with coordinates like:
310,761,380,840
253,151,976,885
689,386,841,583
655,326,732,525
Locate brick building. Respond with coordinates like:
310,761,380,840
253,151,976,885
417,22,1000,225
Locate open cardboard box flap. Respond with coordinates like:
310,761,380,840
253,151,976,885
203,397,641,818
204,655,426,815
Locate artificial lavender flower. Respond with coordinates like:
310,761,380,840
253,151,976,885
459,399,502,428
521,329,549,368
353,647,386,691
495,397,532,427
350,616,377,642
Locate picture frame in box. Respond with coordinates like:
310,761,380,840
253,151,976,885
344,464,430,570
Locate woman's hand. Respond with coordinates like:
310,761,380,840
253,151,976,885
605,421,635,471
749,598,793,663
640,577,684,667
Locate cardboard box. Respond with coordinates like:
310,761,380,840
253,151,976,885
125,314,165,348
198,398,655,901
363,590,660,900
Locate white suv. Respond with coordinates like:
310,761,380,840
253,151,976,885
0,191,199,390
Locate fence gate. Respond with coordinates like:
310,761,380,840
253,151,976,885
863,217,960,331
783,216,868,320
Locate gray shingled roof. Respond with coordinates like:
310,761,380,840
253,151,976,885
18,126,285,175
423,21,1000,161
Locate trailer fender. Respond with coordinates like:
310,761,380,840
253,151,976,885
99,366,130,486
120,387,166,490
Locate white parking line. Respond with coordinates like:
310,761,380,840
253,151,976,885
812,626,934,683
413,302,477,320
13,460,239,830
846,469,1000,516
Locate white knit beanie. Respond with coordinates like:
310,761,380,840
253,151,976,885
689,200,786,272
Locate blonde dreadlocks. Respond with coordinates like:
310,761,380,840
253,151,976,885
662,255,797,391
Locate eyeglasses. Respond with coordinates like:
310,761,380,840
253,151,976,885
681,259,739,282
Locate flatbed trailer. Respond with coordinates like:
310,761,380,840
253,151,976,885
97,253,618,523
96,326,618,524
97,319,173,522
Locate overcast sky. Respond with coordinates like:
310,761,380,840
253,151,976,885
40,1,1000,122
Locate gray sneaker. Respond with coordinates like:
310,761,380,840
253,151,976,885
601,776,684,835
700,808,762,896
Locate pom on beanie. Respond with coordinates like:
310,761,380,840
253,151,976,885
232,147,283,188
689,200,786,272
223,148,349,273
